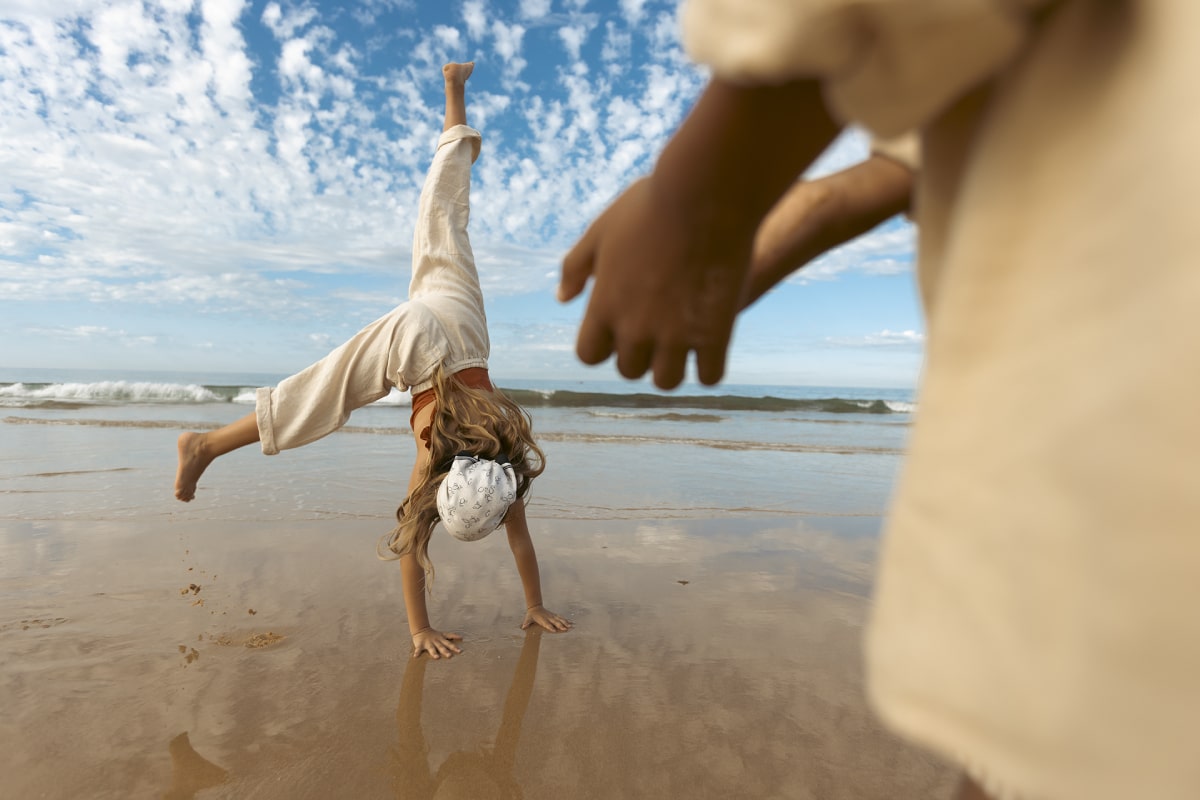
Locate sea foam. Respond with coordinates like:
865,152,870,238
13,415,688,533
0,380,221,406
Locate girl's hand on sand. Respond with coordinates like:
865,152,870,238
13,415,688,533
411,628,463,659
559,177,747,390
522,605,573,633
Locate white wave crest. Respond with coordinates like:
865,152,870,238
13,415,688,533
229,387,409,406
0,381,220,404
371,389,412,407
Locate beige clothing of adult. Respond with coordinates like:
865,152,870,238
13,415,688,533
255,125,490,455
684,2,1200,799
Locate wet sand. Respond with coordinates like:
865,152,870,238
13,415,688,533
0,513,956,799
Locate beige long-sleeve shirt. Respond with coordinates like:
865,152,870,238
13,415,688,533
684,2,1200,798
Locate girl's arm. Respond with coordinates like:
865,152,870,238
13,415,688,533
504,501,572,633
403,443,463,659
402,553,462,659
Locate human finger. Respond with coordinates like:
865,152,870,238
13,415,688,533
695,341,729,387
651,343,689,390
615,337,653,380
576,308,615,366
443,631,463,642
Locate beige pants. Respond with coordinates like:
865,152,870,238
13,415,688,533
255,125,490,455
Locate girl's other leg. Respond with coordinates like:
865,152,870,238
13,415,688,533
442,61,473,131
175,413,259,501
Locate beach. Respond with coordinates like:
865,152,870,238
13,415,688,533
0,374,954,799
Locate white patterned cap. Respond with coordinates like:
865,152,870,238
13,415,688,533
436,453,519,542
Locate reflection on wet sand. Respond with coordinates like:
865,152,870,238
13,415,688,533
163,732,228,800
0,517,958,799
393,630,542,799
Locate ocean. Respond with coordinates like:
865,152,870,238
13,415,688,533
0,367,914,525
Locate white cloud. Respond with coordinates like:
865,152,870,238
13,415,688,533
518,0,553,20
432,24,461,51
647,8,685,60
468,90,513,134
824,330,925,348
558,24,589,61
350,0,416,27
261,2,318,39
491,20,528,77
462,0,488,40
805,127,872,179
24,324,159,347
262,2,282,29
619,0,648,26
202,0,254,106
796,219,917,282
600,20,631,69
560,72,599,134
279,37,316,80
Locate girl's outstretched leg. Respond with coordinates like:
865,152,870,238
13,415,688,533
442,62,473,131
408,64,484,309
175,412,259,501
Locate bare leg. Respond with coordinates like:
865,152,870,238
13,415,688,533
441,61,473,131
174,412,259,502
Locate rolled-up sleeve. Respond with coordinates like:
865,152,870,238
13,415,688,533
682,0,1053,137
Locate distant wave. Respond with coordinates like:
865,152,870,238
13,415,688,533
0,380,225,406
505,388,911,414
0,381,411,409
0,380,911,415
585,411,726,423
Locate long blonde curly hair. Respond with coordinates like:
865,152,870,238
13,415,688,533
378,366,545,586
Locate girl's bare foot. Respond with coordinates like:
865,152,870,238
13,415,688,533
175,432,213,502
442,61,474,85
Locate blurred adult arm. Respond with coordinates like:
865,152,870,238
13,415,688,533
742,153,914,309
559,77,841,389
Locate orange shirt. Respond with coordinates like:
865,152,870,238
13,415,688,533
409,367,494,447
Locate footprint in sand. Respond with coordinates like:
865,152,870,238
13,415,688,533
244,631,285,649
207,631,286,649
0,617,69,633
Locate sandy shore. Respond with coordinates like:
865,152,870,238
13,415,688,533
0,512,955,799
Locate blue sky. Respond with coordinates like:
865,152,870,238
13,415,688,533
0,0,923,389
